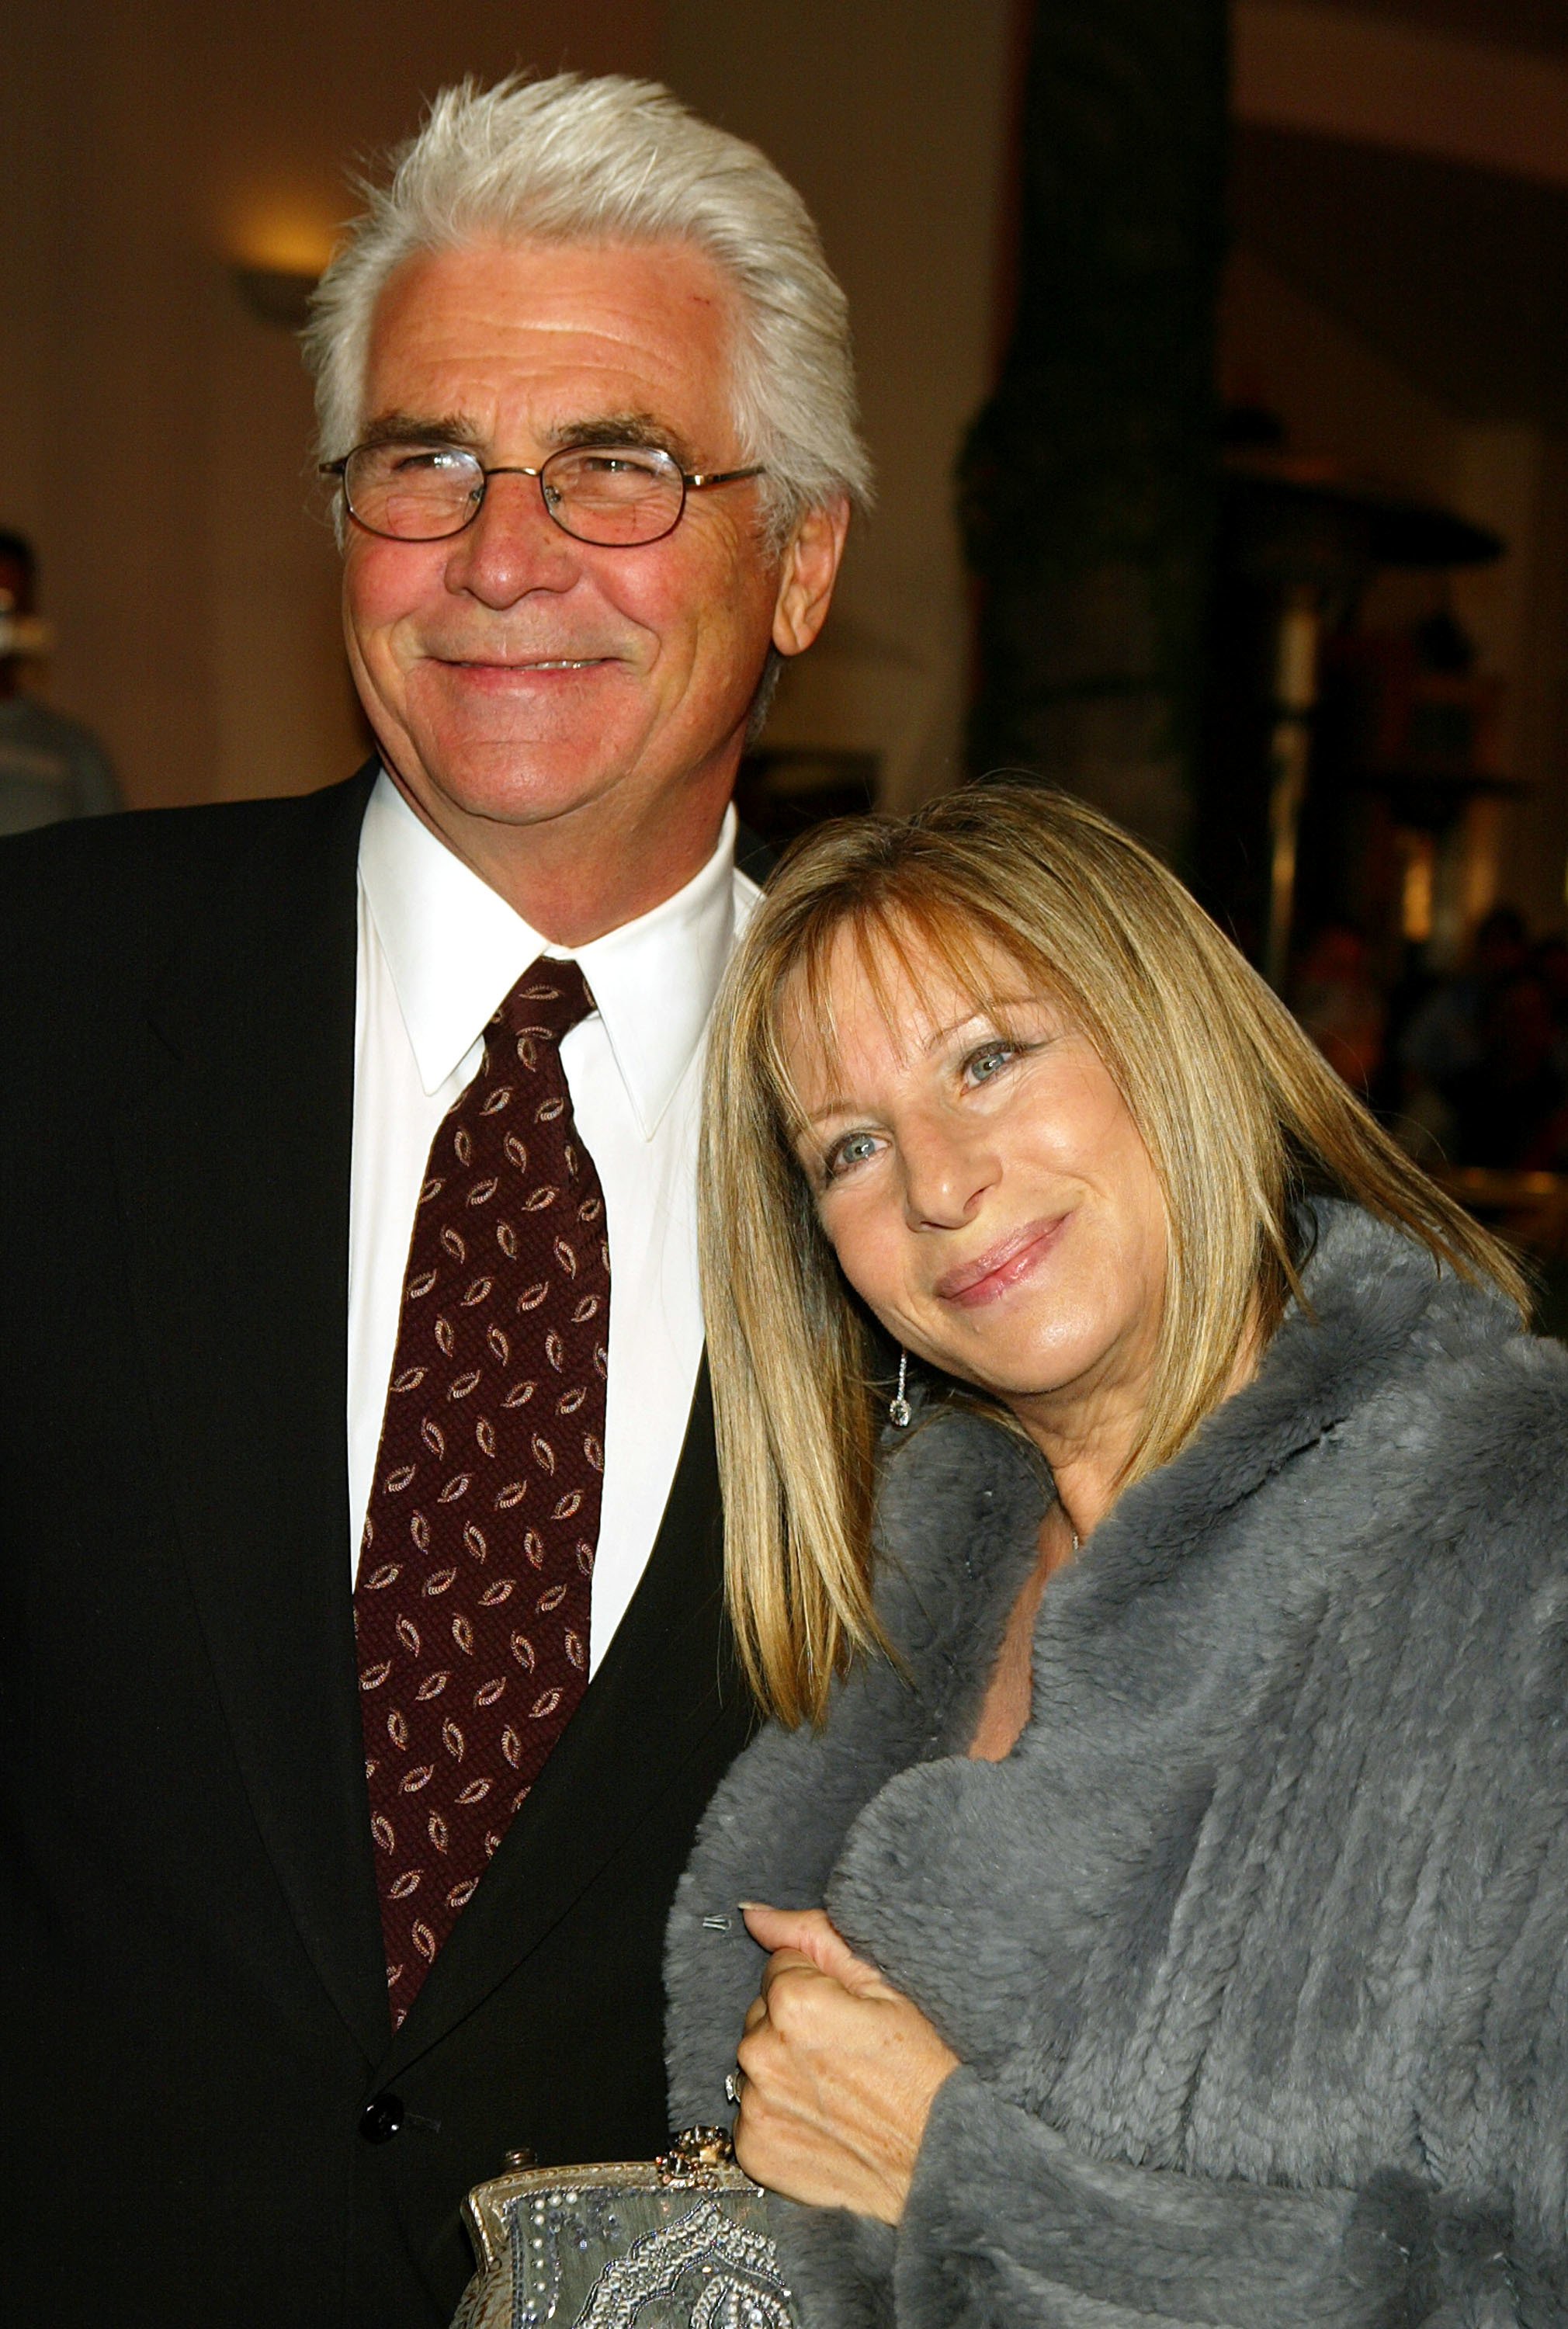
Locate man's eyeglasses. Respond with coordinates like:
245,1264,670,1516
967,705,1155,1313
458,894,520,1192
321,440,766,548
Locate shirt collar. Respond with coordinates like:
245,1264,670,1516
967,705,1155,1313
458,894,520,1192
358,769,748,1136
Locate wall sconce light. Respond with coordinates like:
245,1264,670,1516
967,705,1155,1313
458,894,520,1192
231,265,318,328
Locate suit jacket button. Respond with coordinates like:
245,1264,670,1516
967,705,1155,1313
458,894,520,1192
359,2092,404,2144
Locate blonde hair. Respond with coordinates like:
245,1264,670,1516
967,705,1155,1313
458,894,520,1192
304,72,871,546
700,782,1528,1727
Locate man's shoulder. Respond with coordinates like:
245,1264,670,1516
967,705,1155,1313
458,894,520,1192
0,768,373,926
0,765,373,866
0,767,375,1026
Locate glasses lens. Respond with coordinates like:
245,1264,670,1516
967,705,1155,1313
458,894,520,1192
344,445,484,540
542,447,684,545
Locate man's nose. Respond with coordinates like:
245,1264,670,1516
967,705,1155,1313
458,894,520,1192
900,1123,996,1231
442,471,578,605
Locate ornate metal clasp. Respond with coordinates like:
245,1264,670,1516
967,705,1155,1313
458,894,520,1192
655,2126,734,2188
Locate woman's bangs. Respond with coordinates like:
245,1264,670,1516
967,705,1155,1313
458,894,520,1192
761,881,1070,1143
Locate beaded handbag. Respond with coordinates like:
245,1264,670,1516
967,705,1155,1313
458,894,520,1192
450,2129,800,2329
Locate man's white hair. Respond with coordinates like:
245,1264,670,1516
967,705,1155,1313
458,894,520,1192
304,72,872,543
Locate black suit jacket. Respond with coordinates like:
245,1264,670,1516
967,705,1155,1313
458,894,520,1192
0,771,754,2326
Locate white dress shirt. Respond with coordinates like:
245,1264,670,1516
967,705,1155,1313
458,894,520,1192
349,772,758,1671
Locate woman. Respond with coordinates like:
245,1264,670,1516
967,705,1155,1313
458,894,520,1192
665,783,1568,2328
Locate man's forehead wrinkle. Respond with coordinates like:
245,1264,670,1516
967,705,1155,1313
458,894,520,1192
361,246,741,474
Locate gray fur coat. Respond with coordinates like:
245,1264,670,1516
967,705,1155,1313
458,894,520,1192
665,1203,1568,2327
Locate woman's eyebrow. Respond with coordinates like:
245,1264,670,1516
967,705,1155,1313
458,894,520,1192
796,1015,998,1126
923,997,1045,1051
790,1000,1042,1131
923,1010,989,1051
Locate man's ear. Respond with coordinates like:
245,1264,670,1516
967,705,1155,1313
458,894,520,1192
771,495,851,659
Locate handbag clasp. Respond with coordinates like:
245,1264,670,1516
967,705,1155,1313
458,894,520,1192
655,2126,735,2188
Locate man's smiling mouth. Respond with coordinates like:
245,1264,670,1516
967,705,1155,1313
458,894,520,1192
445,654,614,672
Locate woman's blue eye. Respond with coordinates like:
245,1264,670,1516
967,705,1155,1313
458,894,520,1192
968,1044,1015,1082
826,1132,879,1178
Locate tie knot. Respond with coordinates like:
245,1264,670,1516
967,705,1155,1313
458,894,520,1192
490,957,597,1067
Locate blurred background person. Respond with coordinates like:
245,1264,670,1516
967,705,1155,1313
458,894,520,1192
0,529,121,834
1398,903,1528,1096
1289,918,1386,1096
1449,964,1566,1168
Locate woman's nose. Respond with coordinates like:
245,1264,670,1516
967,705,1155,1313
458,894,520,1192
900,1125,996,1230
442,471,578,605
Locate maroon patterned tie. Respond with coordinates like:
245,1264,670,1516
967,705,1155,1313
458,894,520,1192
355,960,609,2026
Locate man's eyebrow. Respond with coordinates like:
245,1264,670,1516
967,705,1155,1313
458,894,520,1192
543,411,696,467
355,411,484,453
350,409,700,469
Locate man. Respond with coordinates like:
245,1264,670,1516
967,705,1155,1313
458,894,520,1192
0,527,123,831
0,75,862,2327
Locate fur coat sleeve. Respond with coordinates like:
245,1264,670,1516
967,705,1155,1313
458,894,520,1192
666,1206,1568,2328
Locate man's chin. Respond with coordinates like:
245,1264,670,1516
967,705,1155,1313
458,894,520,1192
391,745,632,836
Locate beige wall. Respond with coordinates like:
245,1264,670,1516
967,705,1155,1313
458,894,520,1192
2,0,1016,816
0,0,664,809
662,0,1018,810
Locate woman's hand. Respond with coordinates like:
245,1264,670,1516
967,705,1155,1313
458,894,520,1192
731,1903,960,2225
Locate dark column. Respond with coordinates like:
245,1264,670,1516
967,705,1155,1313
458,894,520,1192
961,0,1229,864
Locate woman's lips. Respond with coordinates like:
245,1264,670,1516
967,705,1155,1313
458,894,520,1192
935,1216,1066,1308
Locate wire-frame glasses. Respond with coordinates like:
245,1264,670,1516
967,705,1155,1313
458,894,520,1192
321,439,766,547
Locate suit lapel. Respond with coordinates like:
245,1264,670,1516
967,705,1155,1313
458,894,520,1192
111,769,390,2063
380,1359,741,2074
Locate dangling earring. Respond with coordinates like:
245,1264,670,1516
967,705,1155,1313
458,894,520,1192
889,1351,912,1429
